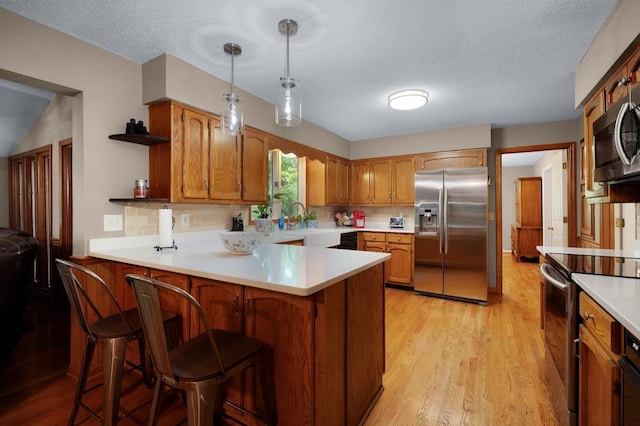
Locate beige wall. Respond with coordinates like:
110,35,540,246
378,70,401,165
0,157,7,227
1,8,150,254
142,54,351,158
575,0,640,107
13,94,73,239
350,124,491,159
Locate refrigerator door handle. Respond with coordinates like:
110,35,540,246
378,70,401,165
438,188,443,254
443,187,448,254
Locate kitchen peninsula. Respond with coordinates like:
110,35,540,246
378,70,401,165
82,231,390,425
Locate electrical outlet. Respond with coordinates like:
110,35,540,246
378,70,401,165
104,214,123,232
181,213,190,227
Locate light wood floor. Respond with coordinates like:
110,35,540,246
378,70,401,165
0,254,556,425
365,254,557,425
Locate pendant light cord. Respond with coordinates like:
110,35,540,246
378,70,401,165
285,22,290,77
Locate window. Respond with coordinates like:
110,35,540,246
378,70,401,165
251,149,306,220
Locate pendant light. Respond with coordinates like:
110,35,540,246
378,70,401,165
275,19,301,127
221,42,244,136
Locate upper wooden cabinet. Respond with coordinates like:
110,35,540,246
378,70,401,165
514,177,542,227
583,91,606,199
326,154,349,205
416,148,486,171
349,155,415,206
148,101,268,204
242,128,269,203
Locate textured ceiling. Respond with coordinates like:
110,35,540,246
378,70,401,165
0,0,617,146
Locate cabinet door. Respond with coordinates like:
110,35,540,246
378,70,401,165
417,148,486,170
338,158,350,203
149,269,191,340
115,263,149,311
244,287,314,425
181,108,210,200
191,277,244,409
210,119,242,201
243,128,269,203
351,160,371,204
307,158,326,206
392,155,415,204
326,155,349,204
583,91,607,199
386,233,413,285
578,325,621,426
604,66,629,108
370,158,392,205
325,155,339,204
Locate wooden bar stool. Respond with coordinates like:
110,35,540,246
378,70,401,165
56,259,176,425
126,273,277,426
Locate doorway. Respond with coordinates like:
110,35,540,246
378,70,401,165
495,143,577,294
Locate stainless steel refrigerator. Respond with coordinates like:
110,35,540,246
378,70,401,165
414,168,488,304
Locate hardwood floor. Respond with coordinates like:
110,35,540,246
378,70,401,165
0,254,557,425
365,254,557,425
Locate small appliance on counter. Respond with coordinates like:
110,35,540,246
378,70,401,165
389,217,404,228
231,213,244,231
353,211,366,228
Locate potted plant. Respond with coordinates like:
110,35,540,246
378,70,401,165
252,202,272,235
304,211,318,228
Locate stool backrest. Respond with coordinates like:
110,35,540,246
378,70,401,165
55,258,134,341
126,274,226,382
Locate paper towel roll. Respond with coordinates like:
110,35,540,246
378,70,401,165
158,208,173,247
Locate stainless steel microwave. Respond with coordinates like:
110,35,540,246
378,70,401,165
593,86,640,183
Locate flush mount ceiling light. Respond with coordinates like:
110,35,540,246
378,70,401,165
388,89,429,111
275,19,301,127
221,42,244,136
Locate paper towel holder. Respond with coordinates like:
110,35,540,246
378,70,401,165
155,206,178,251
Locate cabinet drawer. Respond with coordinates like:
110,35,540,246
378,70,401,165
361,232,386,242
579,292,622,354
386,233,413,244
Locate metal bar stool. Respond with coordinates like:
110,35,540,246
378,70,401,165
126,273,277,426
56,259,176,425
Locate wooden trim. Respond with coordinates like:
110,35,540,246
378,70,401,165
495,142,577,295
59,139,72,256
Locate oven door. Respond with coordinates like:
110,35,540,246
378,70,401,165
540,263,578,424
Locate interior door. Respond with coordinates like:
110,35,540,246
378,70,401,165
551,151,566,246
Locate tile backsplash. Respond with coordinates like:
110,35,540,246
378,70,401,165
124,203,415,236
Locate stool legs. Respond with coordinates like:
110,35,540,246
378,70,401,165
69,336,97,425
101,336,128,426
185,380,218,426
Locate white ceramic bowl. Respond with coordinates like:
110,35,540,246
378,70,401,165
219,231,262,255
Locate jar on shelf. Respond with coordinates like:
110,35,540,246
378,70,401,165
134,179,149,199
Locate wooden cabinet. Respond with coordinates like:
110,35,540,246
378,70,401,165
583,91,607,200
416,148,486,171
359,232,413,287
242,128,269,203
391,155,416,204
350,159,371,204
326,154,349,205
512,177,542,260
578,292,622,426
350,155,415,206
148,100,268,204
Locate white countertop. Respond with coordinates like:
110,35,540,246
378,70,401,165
572,273,640,340
538,245,640,340
89,231,390,296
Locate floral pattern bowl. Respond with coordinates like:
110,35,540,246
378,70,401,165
219,231,263,255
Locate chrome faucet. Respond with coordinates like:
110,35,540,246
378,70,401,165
287,202,308,230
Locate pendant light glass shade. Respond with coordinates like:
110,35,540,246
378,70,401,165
275,19,301,127
221,43,244,136
275,76,301,127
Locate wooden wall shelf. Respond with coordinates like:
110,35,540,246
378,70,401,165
109,198,170,203
108,134,169,146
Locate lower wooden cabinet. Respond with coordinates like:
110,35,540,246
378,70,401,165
578,292,622,426
74,259,386,426
359,232,413,287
